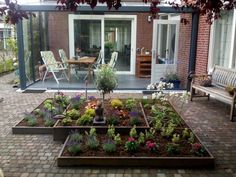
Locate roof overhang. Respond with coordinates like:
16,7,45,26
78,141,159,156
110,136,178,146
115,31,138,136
17,1,197,13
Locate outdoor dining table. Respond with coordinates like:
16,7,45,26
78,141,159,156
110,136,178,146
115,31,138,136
67,56,96,83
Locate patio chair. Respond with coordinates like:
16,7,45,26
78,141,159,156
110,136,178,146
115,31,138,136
40,51,69,84
58,49,79,79
93,50,102,70
107,51,118,69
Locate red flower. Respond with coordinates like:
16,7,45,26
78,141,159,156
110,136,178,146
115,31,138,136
128,137,135,142
192,143,202,151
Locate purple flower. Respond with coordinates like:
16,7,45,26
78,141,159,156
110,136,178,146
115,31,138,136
129,111,139,118
88,96,96,100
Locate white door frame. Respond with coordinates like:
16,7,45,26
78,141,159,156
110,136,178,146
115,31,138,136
151,19,180,83
68,14,137,75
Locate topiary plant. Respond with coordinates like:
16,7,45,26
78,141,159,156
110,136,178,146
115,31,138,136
95,65,118,104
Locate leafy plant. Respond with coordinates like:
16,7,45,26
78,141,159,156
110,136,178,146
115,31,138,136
188,132,195,144
161,123,175,138
76,114,93,125
166,143,180,155
182,128,190,139
191,143,206,156
107,125,115,138
103,140,117,154
95,65,118,103
110,99,123,109
154,119,162,131
172,133,180,143
124,98,137,111
125,137,139,153
66,109,80,120
107,116,119,125
70,132,83,142
138,132,145,144
86,135,100,150
145,129,155,140
24,113,35,121
44,118,55,127
129,125,137,138
164,72,180,82
129,117,141,126
67,143,82,155
62,118,73,126
85,108,96,117
146,141,159,153
27,117,37,126
114,133,121,145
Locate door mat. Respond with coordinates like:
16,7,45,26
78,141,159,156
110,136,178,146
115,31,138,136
22,89,46,93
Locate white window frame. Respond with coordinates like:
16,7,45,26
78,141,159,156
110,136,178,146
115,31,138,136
208,9,236,71
68,14,137,75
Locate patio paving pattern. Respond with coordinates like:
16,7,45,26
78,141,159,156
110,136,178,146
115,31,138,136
0,73,236,177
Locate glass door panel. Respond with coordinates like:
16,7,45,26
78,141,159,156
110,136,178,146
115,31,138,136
104,20,131,71
74,20,101,57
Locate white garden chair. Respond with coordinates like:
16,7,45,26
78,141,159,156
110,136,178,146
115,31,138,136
40,51,69,84
107,51,118,69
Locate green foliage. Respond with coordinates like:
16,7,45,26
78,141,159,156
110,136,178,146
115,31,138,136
172,133,180,143
85,108,95,117
138,132,145,144
6,38,17,57
107,116,119,125
0,59,14,74
124,98,137,111
110,99,123,109
129,117,141,126
66,109,80,120
24,114,35,121
154,119,162,131
68,144,82,155
188,132,195,144
107,125,115,138
95,65,117,95
125,137,139,153
76,114,93,125
86,136,100,150
44,118,55,127
129,125,137,138
70,133,83,142
182,128,190,139
161,123,175,138
145,128,155,140
166,143,180,155
62,118,73,126
27,117,37,126
114,133,121,145
103,141,117,154
43,100,56,112
88,127,97,136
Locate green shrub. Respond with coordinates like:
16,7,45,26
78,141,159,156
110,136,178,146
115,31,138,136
125,137,139,153
166,143,180,155
44,118,55,127
86,136,100,150
103,140,117,154
68,144,82,155
107,116,119,125
111,99,123,109
84,108,95,117
27,118,37,126
129,117,141,126
66,109,80,120
62,118,73,126
124,98,137,111
70,133,83,142
76,114,93,125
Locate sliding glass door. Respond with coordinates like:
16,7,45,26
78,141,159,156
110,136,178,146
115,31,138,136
69,15,136,74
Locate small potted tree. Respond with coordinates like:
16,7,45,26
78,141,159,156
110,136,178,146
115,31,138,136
95,65,118,123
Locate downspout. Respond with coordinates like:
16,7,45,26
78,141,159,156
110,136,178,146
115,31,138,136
17,20,27,90
187,12,199,91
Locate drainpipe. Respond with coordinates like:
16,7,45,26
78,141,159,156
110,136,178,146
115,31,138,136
187,12,199,91
17,20,27,90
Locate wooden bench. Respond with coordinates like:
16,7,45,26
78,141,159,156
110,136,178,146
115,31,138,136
190,65,236,121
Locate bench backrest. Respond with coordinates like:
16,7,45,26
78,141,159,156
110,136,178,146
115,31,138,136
212,65,236,87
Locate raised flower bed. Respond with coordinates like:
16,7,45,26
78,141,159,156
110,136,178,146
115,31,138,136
12,93,70,134
57,125,214,168
53,97,149,141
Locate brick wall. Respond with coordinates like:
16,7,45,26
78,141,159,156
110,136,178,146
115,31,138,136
136,13,153,53
48,12,70,60
195,15,211,74
177,14,192,88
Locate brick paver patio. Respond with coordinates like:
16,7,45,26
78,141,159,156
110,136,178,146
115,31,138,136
0,73,236,177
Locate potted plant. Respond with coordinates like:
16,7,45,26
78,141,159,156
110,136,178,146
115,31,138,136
162,72,181,89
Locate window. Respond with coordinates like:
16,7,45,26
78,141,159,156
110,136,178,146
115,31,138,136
0,27,13,50
209,10,236,69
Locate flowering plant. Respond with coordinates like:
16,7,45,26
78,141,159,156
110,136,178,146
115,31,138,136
191,143,206,156
146,141,158,153
125,137,139,153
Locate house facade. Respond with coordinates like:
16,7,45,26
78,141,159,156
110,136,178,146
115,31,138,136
16,0,230,90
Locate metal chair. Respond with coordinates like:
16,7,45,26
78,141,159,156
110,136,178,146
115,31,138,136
40,51,68,84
